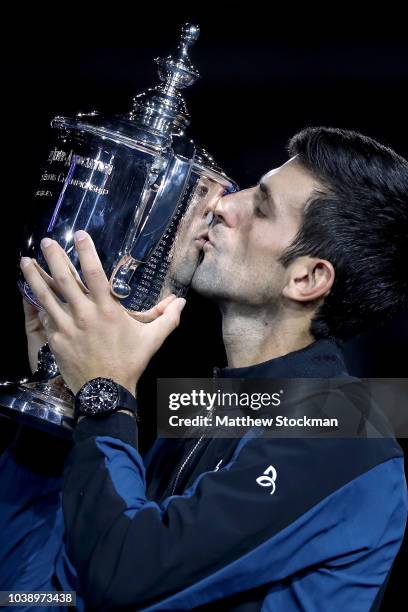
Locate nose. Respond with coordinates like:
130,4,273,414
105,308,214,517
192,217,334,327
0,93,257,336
208,187,253,228
204,192,223,215
202,190,236,228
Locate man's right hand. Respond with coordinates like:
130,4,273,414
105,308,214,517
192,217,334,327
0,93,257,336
22,254,179,375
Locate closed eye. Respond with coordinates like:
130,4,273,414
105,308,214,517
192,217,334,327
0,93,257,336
258,181,276,217
255,206,267,218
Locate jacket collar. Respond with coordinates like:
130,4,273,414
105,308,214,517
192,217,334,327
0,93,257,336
219,338,349,379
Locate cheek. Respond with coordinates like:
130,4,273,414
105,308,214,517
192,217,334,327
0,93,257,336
255,220,299,258
229,235,285,287
240,229,291,287
250,231,283,262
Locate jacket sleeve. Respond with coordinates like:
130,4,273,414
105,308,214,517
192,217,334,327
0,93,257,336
0,428,70,592
62,411,407,611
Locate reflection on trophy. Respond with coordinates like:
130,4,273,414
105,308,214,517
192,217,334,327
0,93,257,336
0,23,237,437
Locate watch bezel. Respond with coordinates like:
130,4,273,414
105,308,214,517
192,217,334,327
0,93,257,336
76,377,120,417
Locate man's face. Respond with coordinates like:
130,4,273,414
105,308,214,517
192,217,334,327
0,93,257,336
191,157,322,308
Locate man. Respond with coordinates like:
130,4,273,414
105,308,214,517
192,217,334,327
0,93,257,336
1,127,407,611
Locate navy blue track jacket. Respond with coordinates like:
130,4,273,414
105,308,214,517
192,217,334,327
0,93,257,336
0,339,407,611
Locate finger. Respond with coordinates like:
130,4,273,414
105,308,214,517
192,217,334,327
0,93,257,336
20,257,69,326
40,238,89,308
33,256,90,296
74,230,111,303
22,295,37,317
128,294,177,323
32,259,60,295
65,255,91,294
148,297,186,348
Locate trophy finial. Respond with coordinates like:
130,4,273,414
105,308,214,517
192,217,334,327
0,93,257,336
155,22,200,90
130,23,201,136
181,23,200,43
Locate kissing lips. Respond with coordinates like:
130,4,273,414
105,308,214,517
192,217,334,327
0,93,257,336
194,229,215,250
195,229,209,249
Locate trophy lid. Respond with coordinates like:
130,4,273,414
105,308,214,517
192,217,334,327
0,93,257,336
129,23,200,136
52,23,235,185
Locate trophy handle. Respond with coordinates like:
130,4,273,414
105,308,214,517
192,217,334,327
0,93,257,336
110,134,195,299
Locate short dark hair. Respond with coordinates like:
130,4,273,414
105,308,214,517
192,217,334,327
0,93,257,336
280,126,408,341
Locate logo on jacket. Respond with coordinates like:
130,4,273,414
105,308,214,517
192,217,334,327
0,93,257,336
256,465,277,495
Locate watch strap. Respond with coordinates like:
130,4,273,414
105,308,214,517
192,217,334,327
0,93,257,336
116,385,138,415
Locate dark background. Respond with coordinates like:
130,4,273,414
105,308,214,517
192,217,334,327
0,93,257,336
0,3,407,609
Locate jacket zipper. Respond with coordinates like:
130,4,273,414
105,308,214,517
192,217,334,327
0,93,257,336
170,367,220,496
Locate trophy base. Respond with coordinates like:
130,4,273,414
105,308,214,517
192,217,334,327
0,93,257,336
0,378,75,439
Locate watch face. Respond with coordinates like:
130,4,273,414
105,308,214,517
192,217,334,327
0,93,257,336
78,378,119,416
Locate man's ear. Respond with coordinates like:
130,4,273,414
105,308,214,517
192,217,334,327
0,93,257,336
282,257,335,303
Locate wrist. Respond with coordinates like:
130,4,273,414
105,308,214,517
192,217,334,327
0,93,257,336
77,409,137,423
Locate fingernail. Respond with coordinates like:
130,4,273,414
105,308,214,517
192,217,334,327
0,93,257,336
74,230,88,242
41,237,52,249
179,298,187,310
20,257,31,268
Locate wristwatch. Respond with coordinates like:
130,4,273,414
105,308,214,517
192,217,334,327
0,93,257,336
74,377,137,420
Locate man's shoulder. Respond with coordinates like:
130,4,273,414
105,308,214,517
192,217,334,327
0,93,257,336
232,433,405,510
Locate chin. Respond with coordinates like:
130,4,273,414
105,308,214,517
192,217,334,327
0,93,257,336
191,273,210,296
191,261,214,295
192,261,220,297
167,244,202,288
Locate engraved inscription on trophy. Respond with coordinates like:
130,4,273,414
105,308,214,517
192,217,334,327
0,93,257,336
36,148,114,201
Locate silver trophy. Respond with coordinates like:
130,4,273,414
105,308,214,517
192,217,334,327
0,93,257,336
0,24,237,437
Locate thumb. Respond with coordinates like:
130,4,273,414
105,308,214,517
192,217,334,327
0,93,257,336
128,294,177,323
148,297,186,347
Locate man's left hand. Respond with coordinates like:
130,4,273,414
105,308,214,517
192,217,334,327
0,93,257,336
20,230,186,396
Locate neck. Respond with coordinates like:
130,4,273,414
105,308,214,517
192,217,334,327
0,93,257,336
221,303,314,368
